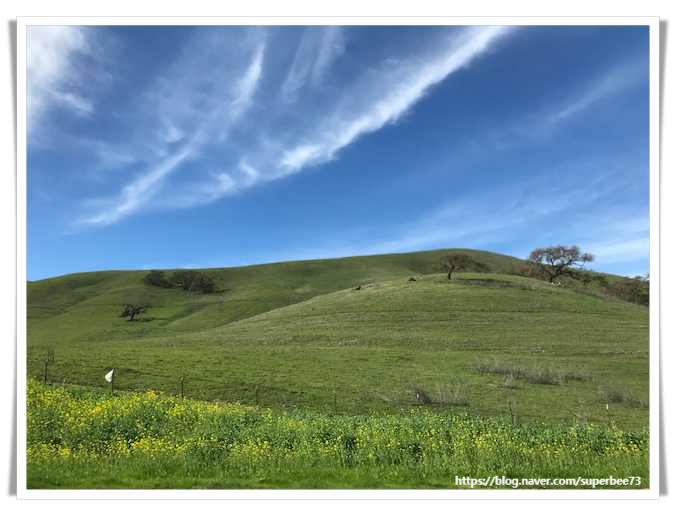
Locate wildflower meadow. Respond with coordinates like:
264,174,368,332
27,380,648,489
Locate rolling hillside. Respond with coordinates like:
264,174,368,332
28,249,523,342
27,249,649,430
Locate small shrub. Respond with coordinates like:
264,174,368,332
475,360,518,377
437,384,470,407
560,370,593,382
598,386,648,408
414,386,433,405
605,277,649,306
518,263,548,281
413,384,470,406
525,366,560,385
502,374,518,389
475,360,591,386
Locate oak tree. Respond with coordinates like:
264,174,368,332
120,304,148,322
528,245,594,284
440,253,489,280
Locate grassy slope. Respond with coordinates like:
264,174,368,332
28,248,521,337
27,249,648,430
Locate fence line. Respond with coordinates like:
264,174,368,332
25,366,600,426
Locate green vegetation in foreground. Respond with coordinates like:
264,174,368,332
27,249,649,431
27,380,648,489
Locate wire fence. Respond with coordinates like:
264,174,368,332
26,356,619,427
27,356,338,412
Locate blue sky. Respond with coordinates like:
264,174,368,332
27,25,650,281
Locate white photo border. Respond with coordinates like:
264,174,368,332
15,15,661,500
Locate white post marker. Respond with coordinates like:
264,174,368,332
105,368,115,395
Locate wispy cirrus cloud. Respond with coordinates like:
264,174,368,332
546,58,647,126
479,56,648,153
280,26,345,102
28,27,95,130
264,156,649,274
584,237,650,265
36,25,646,234
74,26,515,227
275,26,513,173
78,34,267,226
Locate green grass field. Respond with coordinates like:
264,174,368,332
26,248,650,488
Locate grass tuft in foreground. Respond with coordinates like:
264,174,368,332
27,380,648,489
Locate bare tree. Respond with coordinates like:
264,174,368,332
528,245,594,284
440,253,489,280
120,304,148,322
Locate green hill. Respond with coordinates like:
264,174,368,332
27,248,648,430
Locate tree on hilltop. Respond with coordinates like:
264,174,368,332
528,245,594,284
440,253,489,280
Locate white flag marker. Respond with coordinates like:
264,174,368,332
105,369,115,383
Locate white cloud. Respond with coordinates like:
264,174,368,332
238,159,260,185
585,237,650,264
160,120,185,144
73,26,513,227
579,215,649,265
28,27,95,129
264,159,649,275
79,38,266,227
311,27,345,84
232,43,266,112
473,57,649,154
85,139,137,170
281,27,345,102
546,59,646,126
81,142,197,226
277,26,512,174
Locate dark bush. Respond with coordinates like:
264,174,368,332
194,274,216,294
144,269,217,294
143,270,172,288
607,276,649,306
169,270,217,294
